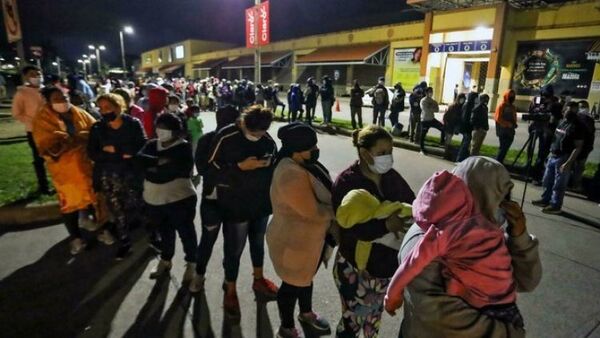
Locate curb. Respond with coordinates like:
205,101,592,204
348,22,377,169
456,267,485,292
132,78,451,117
0,201,61,228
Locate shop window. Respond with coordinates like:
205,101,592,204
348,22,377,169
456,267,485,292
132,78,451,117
174,45,185,59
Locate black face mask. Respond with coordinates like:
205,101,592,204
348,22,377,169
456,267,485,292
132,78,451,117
102,112,118,122
306,149,320,164
508,96,515,103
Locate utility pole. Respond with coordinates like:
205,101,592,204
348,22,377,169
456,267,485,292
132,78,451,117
56,57,61,74
254,0,261,84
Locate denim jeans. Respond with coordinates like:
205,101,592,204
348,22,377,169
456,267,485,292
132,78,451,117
541,155,571,209
457,132,472,162
322,100,333,123
222,216,269,282
149,196,198,262
373,105,386,126
419,119,445,152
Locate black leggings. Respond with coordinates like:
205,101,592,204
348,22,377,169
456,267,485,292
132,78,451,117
277,282,313,329
63,211,82,239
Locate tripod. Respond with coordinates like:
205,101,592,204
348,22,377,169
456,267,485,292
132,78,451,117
511,127,539,207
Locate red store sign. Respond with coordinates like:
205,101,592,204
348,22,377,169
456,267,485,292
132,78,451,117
245,1,270,48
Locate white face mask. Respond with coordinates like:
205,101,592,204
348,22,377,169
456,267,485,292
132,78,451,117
168,104,179,112
579,108,590,116
368,153,393,174
156,128,173,142
29,77,42,87
52,102,71,114
245,133,261,142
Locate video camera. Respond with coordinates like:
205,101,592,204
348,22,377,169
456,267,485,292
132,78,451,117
522,96,551,123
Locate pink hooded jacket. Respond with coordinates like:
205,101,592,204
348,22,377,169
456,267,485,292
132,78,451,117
386,170,515,310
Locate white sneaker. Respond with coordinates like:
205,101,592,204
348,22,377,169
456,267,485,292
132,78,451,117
70,238,87,255
150,259,172,279
189,273,205,293
97,230,115,245
183,262,196,282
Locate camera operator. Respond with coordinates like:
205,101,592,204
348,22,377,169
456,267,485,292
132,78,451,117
532,102,584,214
526,85,563,181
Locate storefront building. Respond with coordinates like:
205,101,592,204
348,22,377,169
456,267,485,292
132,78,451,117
140,0,600,111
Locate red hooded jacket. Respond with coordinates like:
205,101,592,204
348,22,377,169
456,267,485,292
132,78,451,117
494,90,517,129
144,87,169,138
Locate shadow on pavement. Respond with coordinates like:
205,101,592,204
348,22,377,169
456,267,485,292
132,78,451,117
560,211,600,230
122,274,171,337
256,301,274,338
158,284,194,338
192,291,215,338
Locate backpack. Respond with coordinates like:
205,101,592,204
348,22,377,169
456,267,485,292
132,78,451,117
374,87,386,105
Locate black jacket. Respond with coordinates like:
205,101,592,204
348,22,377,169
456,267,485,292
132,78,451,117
409,92,423,115
304,83,319,106
87,115,146,190
208,123,277,222
460,92,479,133
471,103,489,131
350,86,364,107
320,81,334,102
136,139,194,184
390,88,406,112
195,131,217,197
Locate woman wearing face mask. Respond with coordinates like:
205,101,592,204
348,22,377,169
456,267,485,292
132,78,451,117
32,86,97,255
137,113,198,281
443,93,466,160
331,125,415,337
267,122,333,338
87,93,147,260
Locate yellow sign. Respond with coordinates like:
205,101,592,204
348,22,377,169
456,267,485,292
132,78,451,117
2,0,22,43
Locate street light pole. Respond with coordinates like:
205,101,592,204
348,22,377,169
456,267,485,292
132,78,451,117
55,57,61,74
120,26,134,73
254,0,261,84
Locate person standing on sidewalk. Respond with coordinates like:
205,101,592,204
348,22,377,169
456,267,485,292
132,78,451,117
371,77,389,127
189,105,240,293
331,126,415,337
470,93,490,156
137,112,198,281
0,73,8,100
304,77,320,125
389,83,406,133
349,80,364,129
319,76,334,125
11,65,51,195
532,102,584,214
208,105,279,316
570,101,595,191
268,122,333,338
419,87,444,155
87,93,146,260
32,86,97,255
288,84,305,123
456,92,479,162
408,88,424,143
443,93,466,160
494,90,518,164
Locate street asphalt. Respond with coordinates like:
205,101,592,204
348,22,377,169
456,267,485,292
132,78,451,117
0,112,599,338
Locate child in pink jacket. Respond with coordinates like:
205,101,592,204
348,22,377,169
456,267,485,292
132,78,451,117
384,170,522,327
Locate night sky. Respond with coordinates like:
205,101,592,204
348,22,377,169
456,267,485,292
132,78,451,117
1,0,422,66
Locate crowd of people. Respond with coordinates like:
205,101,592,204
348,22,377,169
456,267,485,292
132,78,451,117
15,62,600,337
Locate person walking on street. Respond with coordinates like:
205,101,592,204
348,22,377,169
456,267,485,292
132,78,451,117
331,126,416,337
268,122,333,338
419,87,444,155
32,86,97,255
349,80,364,129
320,76,334,125
532,102,584,214
470,93,490,156
408,88,424,143
189,105,241,293
304,77,319,125
443,93,465,160
12,65,51,194
208,105,279,316
456,92,479,162
371,77,389,127
137,112,198,280
88,93,146,260
389,83,406,132
494,90,518,164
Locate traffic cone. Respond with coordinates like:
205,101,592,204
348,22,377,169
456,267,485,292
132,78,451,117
335,98,341,112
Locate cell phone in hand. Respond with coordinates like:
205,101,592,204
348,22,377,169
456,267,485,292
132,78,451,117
260,154,273,161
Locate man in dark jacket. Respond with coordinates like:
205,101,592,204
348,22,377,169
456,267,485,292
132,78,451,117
444,93,466,159
207,105,279,315
389,82,406,131
408,88,424,143
570,100,596,191
372,76,390,127
304,77,319,125
320,76,335,125
456,92,479,162
349,80,365,129
470,94,490,156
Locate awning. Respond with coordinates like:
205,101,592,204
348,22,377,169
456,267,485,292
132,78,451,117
159,64,184,74
296,44,389,66
586,40,600,61
221,51,292,69
193,58,228,70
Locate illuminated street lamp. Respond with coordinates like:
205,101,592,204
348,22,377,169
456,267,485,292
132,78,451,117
120,25,134,71
88,44,106,74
